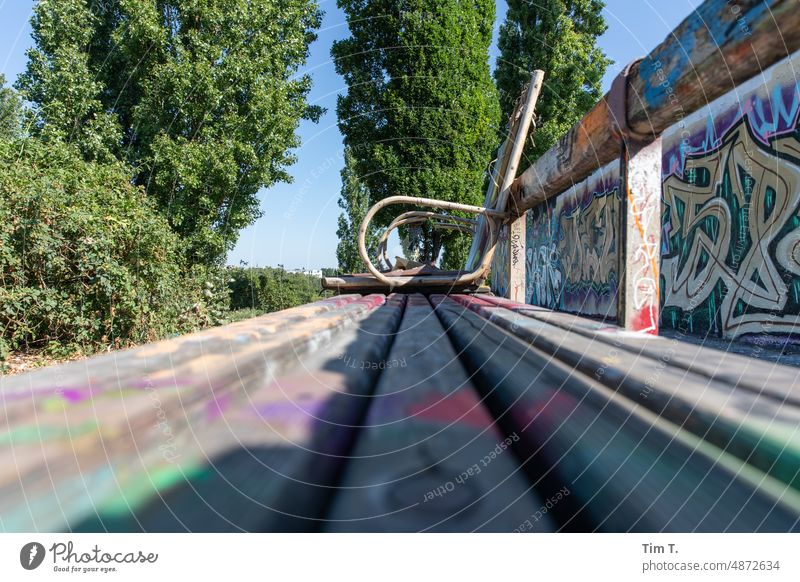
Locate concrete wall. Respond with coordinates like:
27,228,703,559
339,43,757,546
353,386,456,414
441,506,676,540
491,163,620,319
661,50,800,340
491,223,511,299
494,50,800,341
524,162,620,318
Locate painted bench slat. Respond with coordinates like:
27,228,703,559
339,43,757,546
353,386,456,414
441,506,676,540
449,294,800,493
432,295,800,532
325,294,555,532
479,295,800,405
0,295,389,531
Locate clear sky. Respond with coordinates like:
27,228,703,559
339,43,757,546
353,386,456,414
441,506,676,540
0,0,703,270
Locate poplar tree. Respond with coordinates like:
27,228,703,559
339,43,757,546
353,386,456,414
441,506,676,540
16,0,121,162
18,0,323,267
0,75,23,139
336,148,379,273
495,0,610,165
332,0,500,267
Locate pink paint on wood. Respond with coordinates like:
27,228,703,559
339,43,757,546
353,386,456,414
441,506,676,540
407,390,495,430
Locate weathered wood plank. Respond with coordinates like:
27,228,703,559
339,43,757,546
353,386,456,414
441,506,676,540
69,295,408,532
448,294,800,492
325,294,554,532
0,294,390,531
511,97,620,213
432,295,800,531
627,0,800,135
478,294,800,405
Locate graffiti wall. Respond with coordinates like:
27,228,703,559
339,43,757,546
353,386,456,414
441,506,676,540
525,162,620,318
491,224,510,298
661,50,800,339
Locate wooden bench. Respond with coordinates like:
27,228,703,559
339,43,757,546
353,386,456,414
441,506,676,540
4,0,800,535
2,294,798,531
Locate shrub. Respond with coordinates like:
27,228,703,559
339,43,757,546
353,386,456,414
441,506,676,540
0,138,197,358
227,266,327,315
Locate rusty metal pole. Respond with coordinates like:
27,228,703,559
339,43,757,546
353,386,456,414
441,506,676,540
499,70,544,302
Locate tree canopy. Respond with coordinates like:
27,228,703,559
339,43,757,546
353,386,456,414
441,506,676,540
17,0,323,266
332,0,500,266
336,147,379,273
3,0,325,364
16,0,121,162
0,75,23,139
495,0,610,164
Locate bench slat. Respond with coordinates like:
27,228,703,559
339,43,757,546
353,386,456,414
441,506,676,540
449,294,800,492
325,294,554,532
478,295,800,405
0,295,390,531
432,295,800,531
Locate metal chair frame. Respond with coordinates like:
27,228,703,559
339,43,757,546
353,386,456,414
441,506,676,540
357,70,545,289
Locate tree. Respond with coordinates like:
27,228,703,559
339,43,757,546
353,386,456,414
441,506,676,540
15,0,121,162
332,0,500,266
18,0,323,267
336,148,379,273
495,0,610,165
0,75,23,139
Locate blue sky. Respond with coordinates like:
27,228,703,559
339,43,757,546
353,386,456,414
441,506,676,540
0,0,702,269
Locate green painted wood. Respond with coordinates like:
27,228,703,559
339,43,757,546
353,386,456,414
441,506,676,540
432,294,800,531
325,294,554,532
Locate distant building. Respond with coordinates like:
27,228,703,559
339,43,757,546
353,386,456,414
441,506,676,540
287,268,323,278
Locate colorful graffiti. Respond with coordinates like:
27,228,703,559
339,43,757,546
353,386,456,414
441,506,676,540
525,162,620,318
491,224,510,298
661,51,800,338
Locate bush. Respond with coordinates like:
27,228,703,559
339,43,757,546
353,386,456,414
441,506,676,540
227,308,264,324
0,138,199,357
227,266,328,315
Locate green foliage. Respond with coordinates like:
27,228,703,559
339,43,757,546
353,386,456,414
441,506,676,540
15,0,121,162
336,147,380,273
440,231,472,270
188,266,232,328
17,0,323,267
93,0,323,266
0,75,23,139
2,0,331,361
226,307,263,324
0,137,198,358
227,266,328,314
495,0,611,165
332,0,500,264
